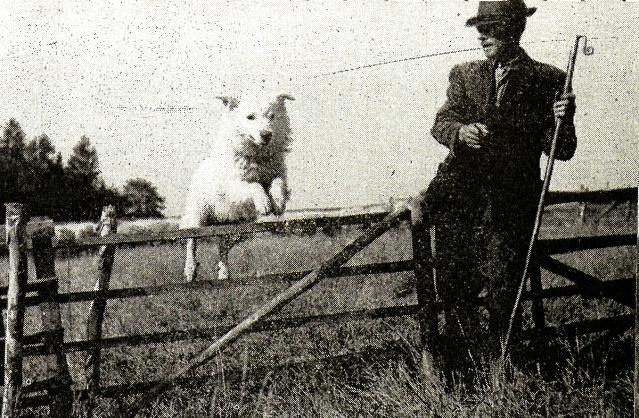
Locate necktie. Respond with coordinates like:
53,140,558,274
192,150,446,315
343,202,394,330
495,64,510,107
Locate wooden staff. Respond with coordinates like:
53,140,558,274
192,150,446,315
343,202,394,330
500,35,594,365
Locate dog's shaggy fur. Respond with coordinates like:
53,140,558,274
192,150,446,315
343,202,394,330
181,92,294,280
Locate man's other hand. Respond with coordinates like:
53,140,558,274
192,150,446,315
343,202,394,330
553,92,576,119
458,123,490,149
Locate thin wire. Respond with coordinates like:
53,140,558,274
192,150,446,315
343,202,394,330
306,36,616,80
307,47,481,79
114,36,618,113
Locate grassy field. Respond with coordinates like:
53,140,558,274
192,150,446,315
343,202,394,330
1,203,635,417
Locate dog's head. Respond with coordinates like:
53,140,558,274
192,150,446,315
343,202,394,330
217,93,295,152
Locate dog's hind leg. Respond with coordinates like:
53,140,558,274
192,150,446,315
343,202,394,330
217,234,247,280
184,238,199,281
217,235,232,280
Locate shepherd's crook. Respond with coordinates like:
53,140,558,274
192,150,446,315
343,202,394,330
499,35,594,365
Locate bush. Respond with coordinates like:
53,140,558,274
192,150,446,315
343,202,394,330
55,228,80,257
123,222,179,237
55,228,76,247
77,224,98,240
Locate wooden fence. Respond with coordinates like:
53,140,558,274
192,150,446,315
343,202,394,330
0,187,636,416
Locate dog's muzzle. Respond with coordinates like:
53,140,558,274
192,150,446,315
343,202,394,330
259,129,273,144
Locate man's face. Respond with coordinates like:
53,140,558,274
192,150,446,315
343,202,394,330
476,22,518,60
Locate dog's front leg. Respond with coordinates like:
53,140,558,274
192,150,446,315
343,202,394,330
181,198,203,281
269,177,289,216
217,235,231,280
184,238,198,281
244,182,272,216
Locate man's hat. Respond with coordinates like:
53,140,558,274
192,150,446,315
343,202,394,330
466,0,537,27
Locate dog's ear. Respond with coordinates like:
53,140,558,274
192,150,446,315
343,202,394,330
277,94,295,102
216,96,239,110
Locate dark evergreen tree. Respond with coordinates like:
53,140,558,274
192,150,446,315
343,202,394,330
64,135,102,220
24,134,59,217
66,135,100,185
47,152,67,221
0,119,163,223
0,119,31,221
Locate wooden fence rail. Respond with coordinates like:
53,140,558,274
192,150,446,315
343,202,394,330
20,304,419,356
63,210,394,250
538,234,636,254
0,187,635,255
0,191,635,415
9,276,631,359
541,255,633,306
0,260,413,310
2,259,632,313
545,186,636,205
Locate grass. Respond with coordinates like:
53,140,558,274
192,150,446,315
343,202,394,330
0,204,635,417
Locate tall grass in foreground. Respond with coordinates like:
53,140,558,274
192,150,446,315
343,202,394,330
118,333,632,417
259,351,632,417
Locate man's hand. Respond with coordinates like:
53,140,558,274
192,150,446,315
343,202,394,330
458,123,490,149
553,92,576,119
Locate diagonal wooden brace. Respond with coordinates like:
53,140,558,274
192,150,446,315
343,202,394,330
539,255,633,307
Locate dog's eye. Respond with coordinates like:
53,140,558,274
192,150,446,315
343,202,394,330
247,114,256,120
267,113,275,121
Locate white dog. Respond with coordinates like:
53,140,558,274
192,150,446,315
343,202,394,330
180,92,294,281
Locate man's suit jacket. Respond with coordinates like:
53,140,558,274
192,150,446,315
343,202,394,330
426,50,577,224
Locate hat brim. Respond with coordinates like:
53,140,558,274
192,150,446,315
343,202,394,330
465,7,536,27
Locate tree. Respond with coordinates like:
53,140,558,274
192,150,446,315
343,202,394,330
1,118,27,154
26,134,55,166
63,135,103,220
0,121,163,223
46,152,68,221
23,134,59,217
66,135,100,186
0,119,31,221
121,178,166,218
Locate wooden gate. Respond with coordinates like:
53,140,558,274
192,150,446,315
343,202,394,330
0,187,635,415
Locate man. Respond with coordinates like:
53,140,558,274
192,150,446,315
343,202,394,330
416,0,577,380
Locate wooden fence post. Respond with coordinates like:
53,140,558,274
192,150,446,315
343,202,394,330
410,210,440,376
529,258,546,329
184,238,197,281
578,202,587,224
32,227,73,417
84,206,117,408
2,203,29,418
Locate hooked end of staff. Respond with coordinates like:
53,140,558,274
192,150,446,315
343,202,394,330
577,35,595,55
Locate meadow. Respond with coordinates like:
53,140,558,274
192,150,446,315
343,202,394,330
1,202,635,417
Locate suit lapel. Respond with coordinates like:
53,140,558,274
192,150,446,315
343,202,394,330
498,53,536,113
468,53,538,122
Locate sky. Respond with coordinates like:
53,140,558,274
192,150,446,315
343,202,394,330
1,1,637,216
